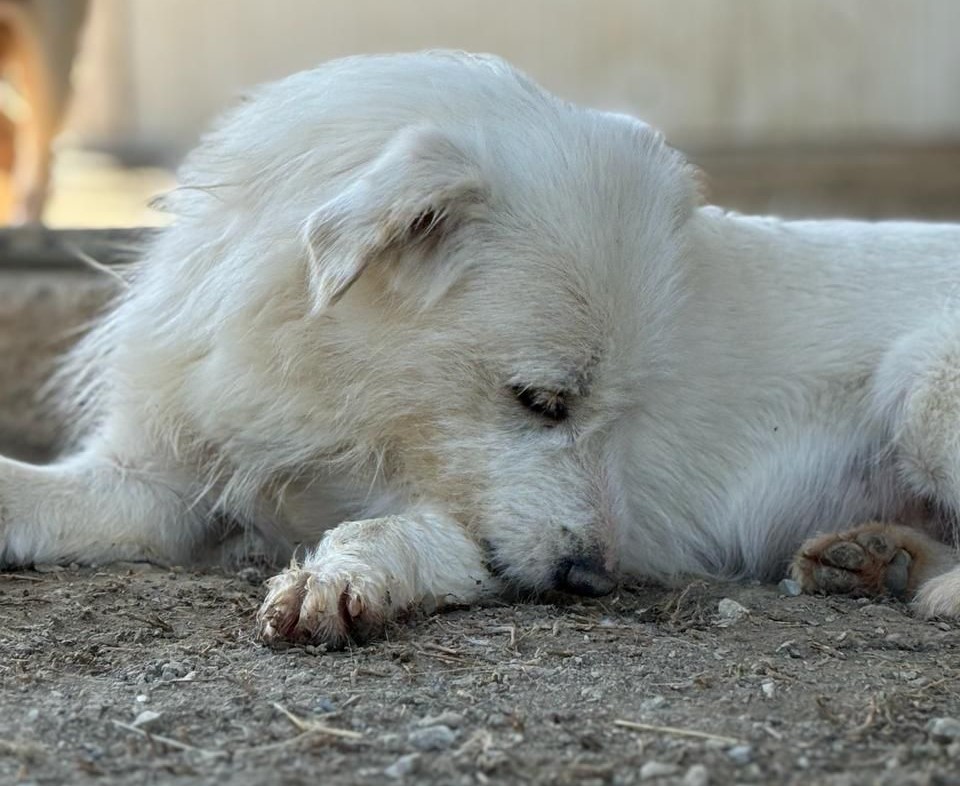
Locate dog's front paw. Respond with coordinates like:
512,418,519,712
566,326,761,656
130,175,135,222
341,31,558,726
256,564,388,648
790,523,932,598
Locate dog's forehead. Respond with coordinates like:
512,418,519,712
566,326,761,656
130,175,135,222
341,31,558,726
492,119,658,217
435,108,689,390
458,187,664,368
478,115,688,278
458,250,637,389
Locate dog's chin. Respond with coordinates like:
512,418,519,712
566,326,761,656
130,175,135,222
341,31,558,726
483,542,616,599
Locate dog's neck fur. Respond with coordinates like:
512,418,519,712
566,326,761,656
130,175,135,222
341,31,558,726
611,208,960,581
685,208,960,368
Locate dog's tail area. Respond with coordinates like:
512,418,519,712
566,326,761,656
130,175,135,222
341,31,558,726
0,446,210,567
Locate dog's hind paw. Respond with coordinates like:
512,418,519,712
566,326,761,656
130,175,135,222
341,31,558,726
256,565,387,649
914,567,960,618
790,522,948,599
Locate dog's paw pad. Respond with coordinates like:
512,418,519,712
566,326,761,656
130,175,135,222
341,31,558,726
256,567,385,649
818,540,868,571
854,530,899,562
791,525,917,599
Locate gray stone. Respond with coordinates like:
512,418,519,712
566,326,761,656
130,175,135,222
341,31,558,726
727,744,753,765
159,661,188,681
384,753,420,778
418,711,465,728
927,717,960,743
717,598,750,623
683,764,710,786
408,724,457,751
639,761,679,780
131,710,162,728
777,578,802,596
639,695,667,712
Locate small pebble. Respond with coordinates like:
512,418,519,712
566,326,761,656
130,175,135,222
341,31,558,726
683,764,710,786
777,578,802,596
377,733,402,748
727,744,753,765
639,761,679,780
160,662,188,681
717,598,750,623
417,711,465,728
761,680,776,699
384,753,420,778
408,725,457,751
927,717,960,743
131,710,162,728
639,695,667,712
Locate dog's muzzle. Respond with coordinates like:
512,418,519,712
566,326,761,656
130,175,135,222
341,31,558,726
554,555,616,597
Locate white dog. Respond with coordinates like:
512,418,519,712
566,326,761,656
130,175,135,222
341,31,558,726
2,51,960,647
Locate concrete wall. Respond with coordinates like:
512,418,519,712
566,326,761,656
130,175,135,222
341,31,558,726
65,0,960,161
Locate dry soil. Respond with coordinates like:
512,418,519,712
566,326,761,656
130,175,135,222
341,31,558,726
2,565,959,786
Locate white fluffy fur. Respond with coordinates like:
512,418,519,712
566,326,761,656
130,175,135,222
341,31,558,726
2,51,960,646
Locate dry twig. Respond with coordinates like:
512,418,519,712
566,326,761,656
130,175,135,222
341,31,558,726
110,720,225,758
271,702,363,740
613,719,740,745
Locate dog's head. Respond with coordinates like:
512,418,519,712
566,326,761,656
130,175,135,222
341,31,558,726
175,52,699,595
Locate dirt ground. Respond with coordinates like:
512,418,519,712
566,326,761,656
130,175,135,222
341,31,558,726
2,565,959,786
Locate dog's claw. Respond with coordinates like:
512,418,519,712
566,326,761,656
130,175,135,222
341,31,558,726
884,549,912,597
256,567,385,649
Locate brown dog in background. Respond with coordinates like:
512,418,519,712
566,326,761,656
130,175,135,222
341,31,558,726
0,0,87,224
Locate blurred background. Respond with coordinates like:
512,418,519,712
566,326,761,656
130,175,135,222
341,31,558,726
2,0,960,460
43,0,960,227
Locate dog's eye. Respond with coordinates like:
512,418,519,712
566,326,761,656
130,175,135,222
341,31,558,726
511,385,569,423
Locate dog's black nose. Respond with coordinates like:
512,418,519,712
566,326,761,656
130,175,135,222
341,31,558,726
555,556,616,597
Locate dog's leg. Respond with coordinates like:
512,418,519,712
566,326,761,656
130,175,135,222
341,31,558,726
0,446,209,567
870,317,960,517
913,565,960,617
790,522,956,599
875,319,960,616
257,511,498,648
792,320,960,612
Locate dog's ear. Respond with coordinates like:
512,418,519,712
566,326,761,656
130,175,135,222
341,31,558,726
302,126,487,312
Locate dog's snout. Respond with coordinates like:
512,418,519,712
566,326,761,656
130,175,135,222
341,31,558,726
555,555,616,597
